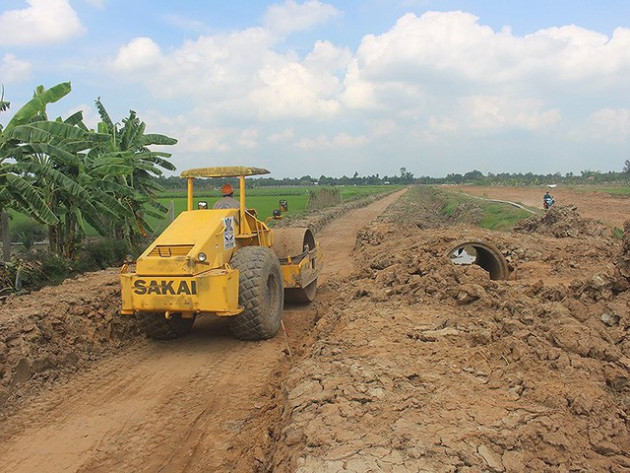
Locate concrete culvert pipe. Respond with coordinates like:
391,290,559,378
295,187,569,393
446,239,509,281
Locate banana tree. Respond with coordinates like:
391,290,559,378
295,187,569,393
0,83,116,257
2,118,115,256
0,82,72,225
0,84,65,260
92,99,177,243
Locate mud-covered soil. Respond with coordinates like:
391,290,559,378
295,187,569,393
1,186,629,473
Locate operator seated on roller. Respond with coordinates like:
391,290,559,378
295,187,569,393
213,183,240,209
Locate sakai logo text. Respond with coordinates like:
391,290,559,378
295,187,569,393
133,280,197,295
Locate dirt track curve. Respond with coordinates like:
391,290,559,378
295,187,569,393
0,190,406,473
451,185,630,229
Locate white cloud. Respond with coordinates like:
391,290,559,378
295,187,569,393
268,128,294,143
238,128,259,149
341,61,378,109
345,10,630,104
0,0,85,46
428,116,457,133
459,95,561,132
111,37,162,71
179,126,231,153
250,61,342,118
111,29,349,120
110,28,275,101
263,0,340,36
304,40,351,72
296,132,368,149
369,119,397,137
584,108,630,141
0,53,31,83
104,9,630,177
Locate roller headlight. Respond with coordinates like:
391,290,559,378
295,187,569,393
198,252,207,262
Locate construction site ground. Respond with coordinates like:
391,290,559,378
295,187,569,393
0,186,629,472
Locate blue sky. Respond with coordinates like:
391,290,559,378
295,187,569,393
1,1,629,179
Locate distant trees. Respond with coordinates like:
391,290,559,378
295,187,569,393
624,159,630,175
155,165,629,190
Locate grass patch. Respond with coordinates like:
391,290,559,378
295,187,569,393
441,199,459,216
436,187,533,230
149,185,396,234
478,203,532,231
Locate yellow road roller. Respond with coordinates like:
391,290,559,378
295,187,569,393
120,166,322,340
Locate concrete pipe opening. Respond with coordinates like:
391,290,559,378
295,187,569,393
446,240,509,281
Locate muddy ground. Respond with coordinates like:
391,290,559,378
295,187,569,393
0,186,628,472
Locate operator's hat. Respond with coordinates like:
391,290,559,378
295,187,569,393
221,183,233,195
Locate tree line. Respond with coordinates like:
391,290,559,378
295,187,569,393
0,82,175,260
156,165,629,190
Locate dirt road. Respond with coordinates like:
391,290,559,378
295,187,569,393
0,191,406,473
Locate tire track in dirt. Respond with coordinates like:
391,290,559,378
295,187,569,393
318,189,407,282
0,190,406,473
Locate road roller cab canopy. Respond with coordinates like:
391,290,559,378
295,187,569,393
180,166,271,239
181,166,269,208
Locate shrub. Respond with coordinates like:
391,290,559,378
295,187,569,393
76,239,133,271
0,238,138,295
1,253,71,293
10,218,47,251
307,188,341,210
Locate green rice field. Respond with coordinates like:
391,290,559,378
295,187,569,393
8,185,396,239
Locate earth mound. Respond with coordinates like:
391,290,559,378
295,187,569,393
514,205,609,238
0,269,141,410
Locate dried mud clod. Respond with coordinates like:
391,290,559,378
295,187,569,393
0,269,142,413
615,221,630,290
514,205,610,238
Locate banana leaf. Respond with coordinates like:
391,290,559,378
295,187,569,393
4,173,58,225
5,82,72,132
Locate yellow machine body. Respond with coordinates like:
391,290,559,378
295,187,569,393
120,166,322,320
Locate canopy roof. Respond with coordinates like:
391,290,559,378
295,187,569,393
180,166,270,178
